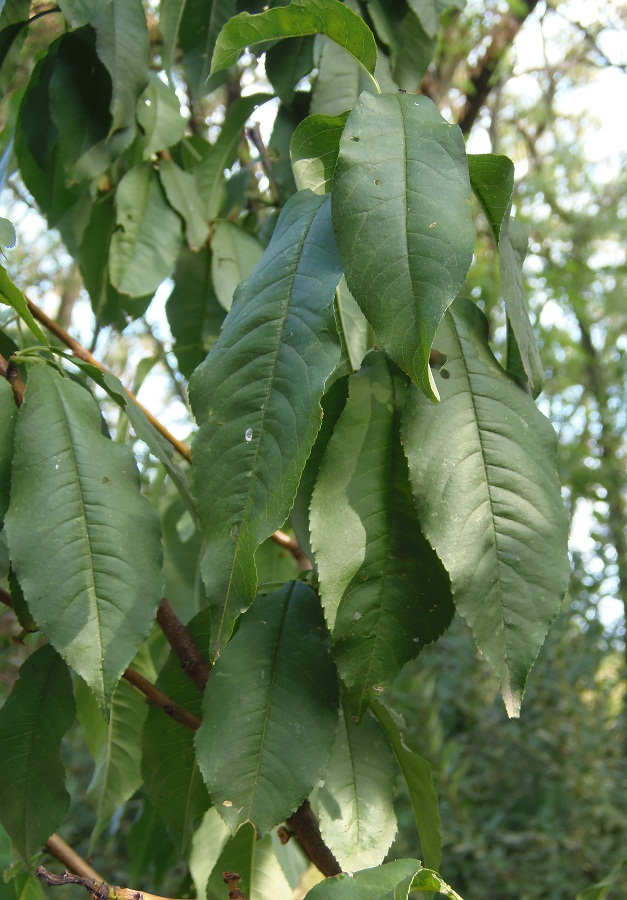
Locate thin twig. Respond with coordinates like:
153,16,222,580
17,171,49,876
37,866,178,900
156,598,211,691
122,667,201,731
0,352,25,405
44,835,102,882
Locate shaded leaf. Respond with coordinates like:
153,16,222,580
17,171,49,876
5,366,163,711
390,10,435,91
143,608,211,854
319,708,397,872
189,808,231,900
159,158,210,251
137,73,187,160
206,823,292,900
311,351,453,715
189,190,342,652
332,92,475,402
57,0,112,28
290,111,348,194
0,264,47,343
467,153,513,244
334,276,368,372
110,162,183,296
371,701,441,871
195,581,339,835
211,219,264,310
408,0,466,40
211,0,378,80
266,35,314,106
166,245,225,379
0,377,17,525
401,298,570,716
310,30,391,117
0,646,75,860
305,859,421,899
178,0,237,98
93,0,149,132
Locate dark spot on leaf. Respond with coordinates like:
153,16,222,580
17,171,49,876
440,368,451,379
101,477,112,486
350,136,359,142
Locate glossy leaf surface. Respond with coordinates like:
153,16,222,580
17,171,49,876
189,190,342,651
332,92,475,401
195,582,339,835
402,299,570,716
5,366,163,711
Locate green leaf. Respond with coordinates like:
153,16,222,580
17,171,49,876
0,646,75,860
178,0,237,99
305,859,421,899
266,35,314,106
166,245,225,379
189,190,342,652
467,155,544,397
401,298,570,716
0,215,16,249
332,92,475,402
195,581,339,835
0,264,47,343
371,701,441,871
137,73,187,160
211,0,378,81
310,32,391,117
126,801,177,890
189,808,231,900
206,823,292,900
575,857,627,900
407,0,466,39
195,93,273,220
5,366,163,712
390,11,435,91
159,158,210,252
57,0,112,27
87,670,151,845
318,708,397,872
290,111,348,194
110,162,183,297
78,193,132,327
210,219,264,310
334,276,368,372
143,608,211,855
93,0,149,133
0,377,17,526
310,351,453,715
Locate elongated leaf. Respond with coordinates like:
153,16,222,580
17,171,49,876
0,377,17,525
189,808,231,900
88,673,150,845
468,154,543,395
311,351,453,715
408,0,466,40
319,708,397,872
189,190,342,652
195,581,339,835
371,701,441,871
5,366,163,711
57,0,112,28
332,92,475,402
137,73,187,160
195,92,273,220
0,215,16,249
178,0,237,98
0,264,47,343
166,246,225,379
211,220,264,310
334,276,368,372
290,112,348,194
391,10,435,91
159,158,210,252
206,824,292,900
402,298,570,716
93,0,149,132
266,35,314,106
126,801,177,889
78,193,132,327
0,646,75,860
110,162,183,296
310,32,392,117
305,859,421,899
211,0,377,78
142,609,211,855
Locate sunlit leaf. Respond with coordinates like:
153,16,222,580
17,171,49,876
290,111,348,194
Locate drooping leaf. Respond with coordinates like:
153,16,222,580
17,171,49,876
178,0,237,98
5,366,163,711
189,190,342,652
305,859,422,899
159,158,210,252
159,0,186,73
318,708,397,872
211,0,378,80
467,153,514,244
160,495,205,622
195,93,273,220
109,162,183,297
166,245,225,379
206,823,292,900
401,298,570,716
210,219,264,310
0,646,75,860
93,0,149,132
334,276,368,372
195,581,339,835
266,35,314,106
290,111,348,194
0,264,47,344
143,608,211,855
189,808,231,900
87,668,152,845
0,215,16,249
0,377,17,525
390,10,435,91
310,351,453,715
57,0,112,28
332,92,475,402
407,0,466,40
309,29,391,117
371,701,441,871
267,97,306,205
137,73,187,160
78,192,133,327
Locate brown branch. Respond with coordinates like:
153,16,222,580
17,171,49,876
273,529,312,572
156,597,211,691
457,0,540,136
223,873,247,900
122,667,201,731
286,801,341,877
44,835,102,882
0,352,25,405
36,866,178,900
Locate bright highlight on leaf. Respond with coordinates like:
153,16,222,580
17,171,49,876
402,299,570,716
332,92,476,402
